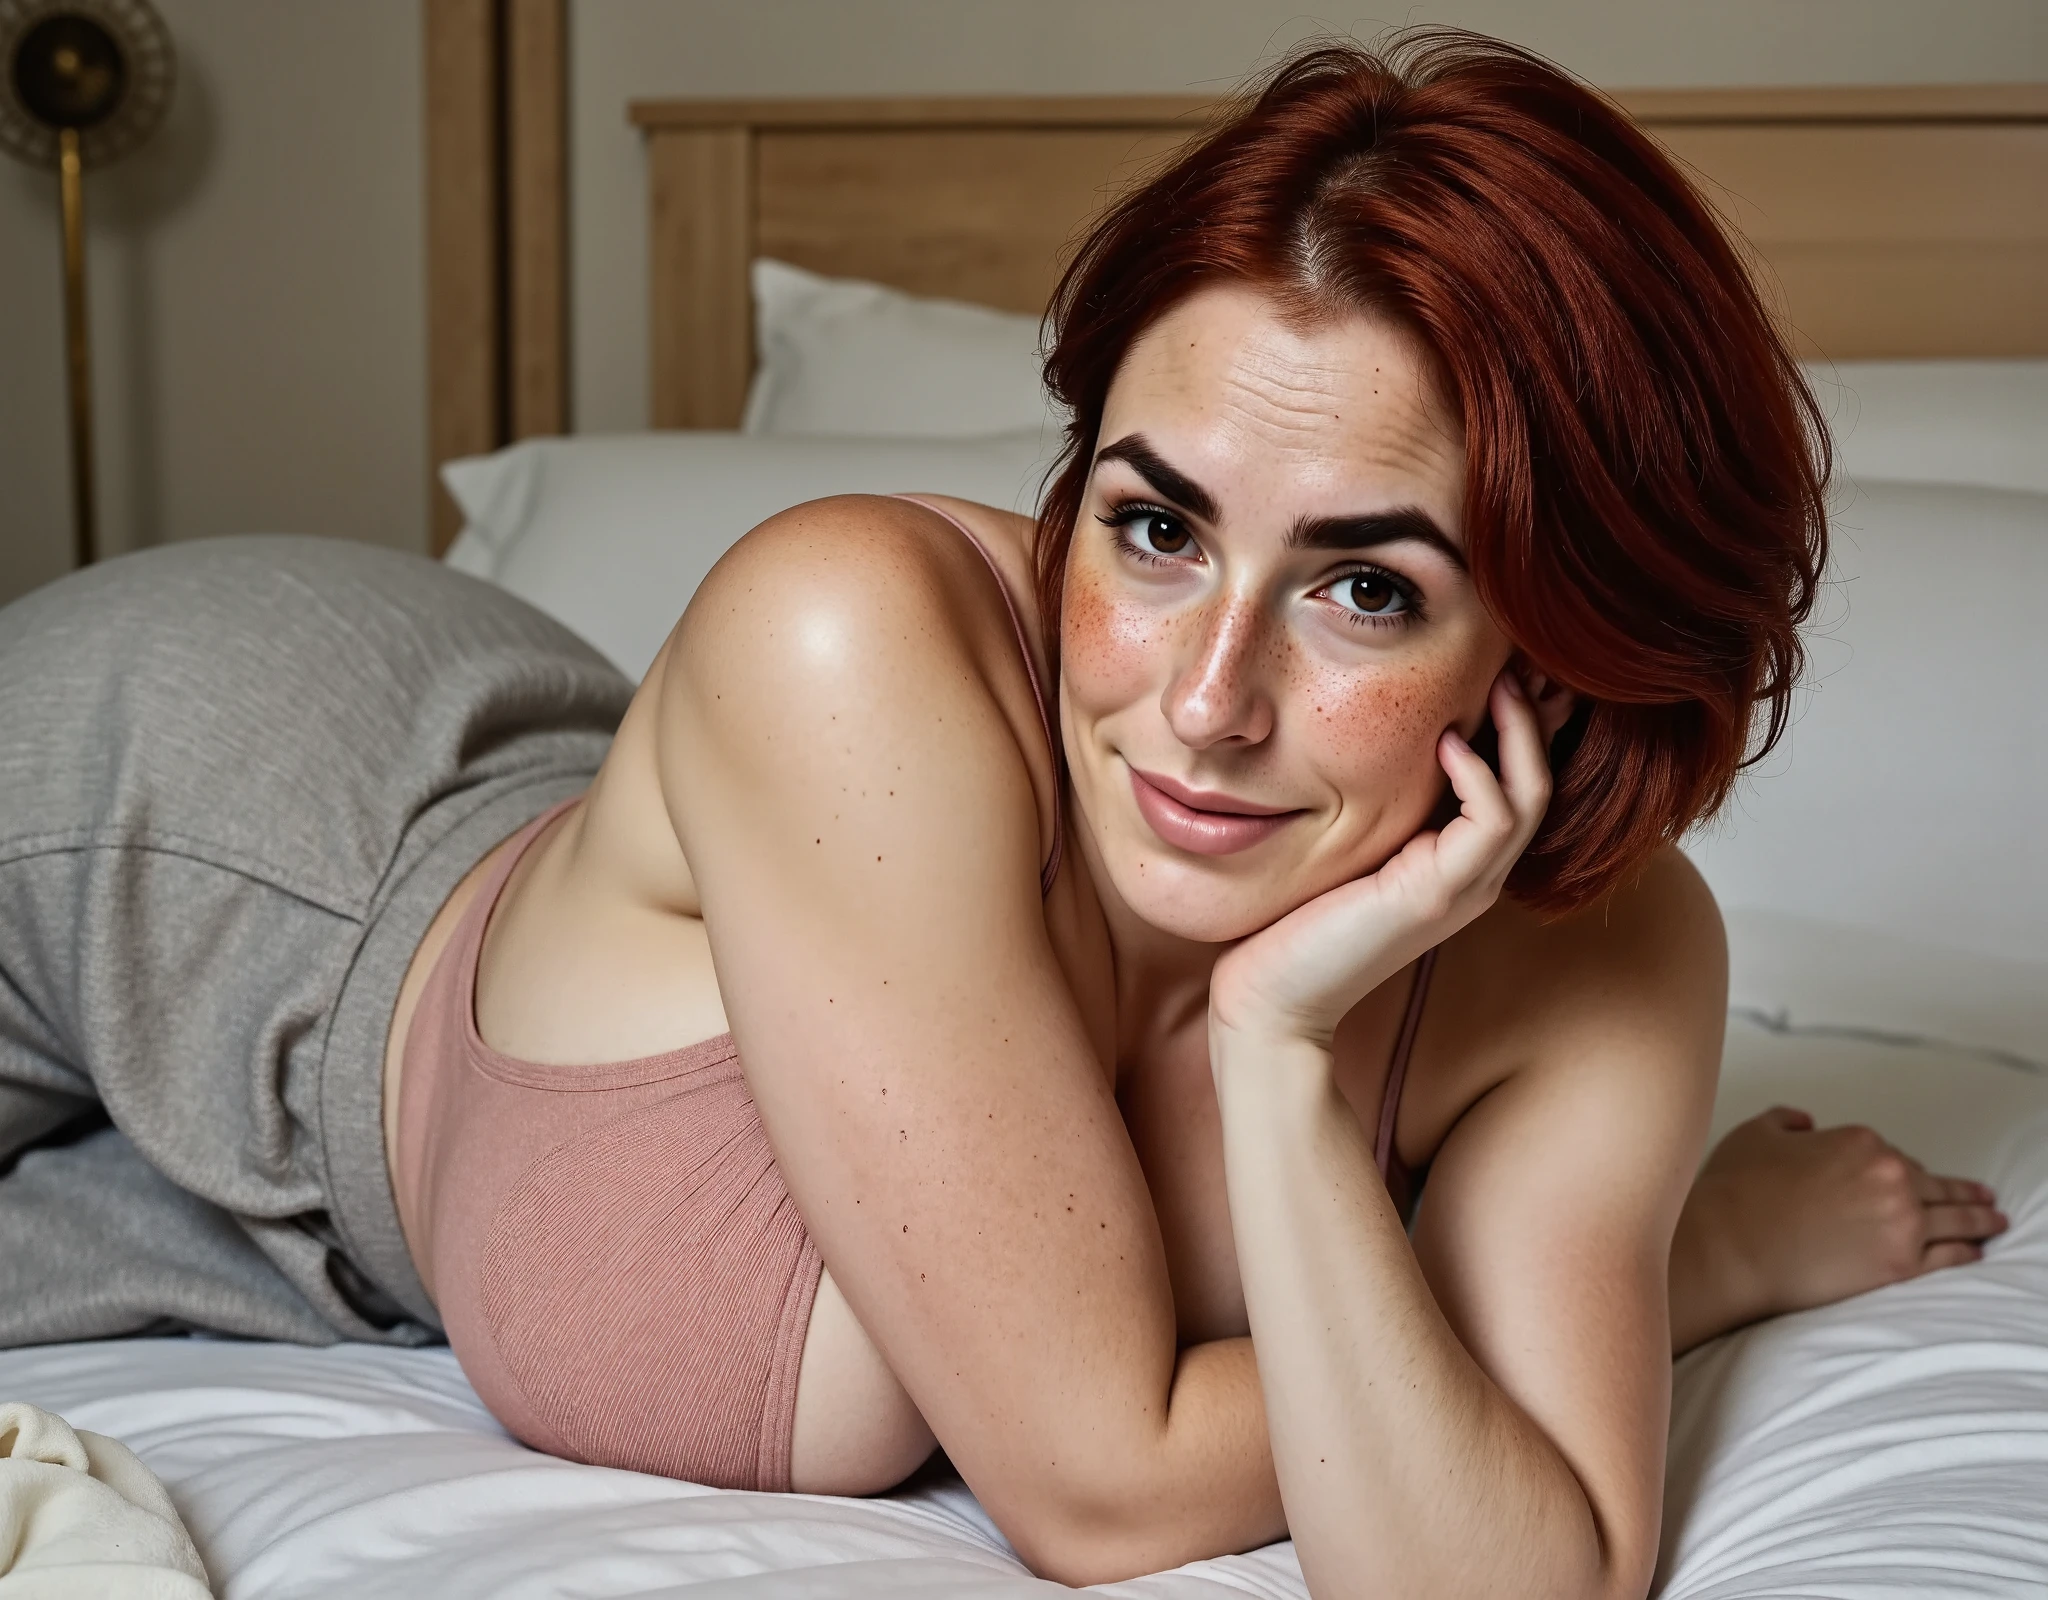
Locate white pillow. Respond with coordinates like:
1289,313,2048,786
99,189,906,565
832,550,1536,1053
743,259,1061,440
1684,480,2048,965
441,431,1051,682
1723,909,2047,1081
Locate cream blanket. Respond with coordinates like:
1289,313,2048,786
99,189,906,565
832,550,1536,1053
0,1402,209,1597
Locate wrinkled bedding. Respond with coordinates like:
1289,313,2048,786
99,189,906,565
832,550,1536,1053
6,1009,2044,1599
1656,1016,2048,1598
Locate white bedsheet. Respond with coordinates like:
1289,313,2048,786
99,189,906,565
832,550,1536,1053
7,1003,2045,1598
0,1341,1305,1599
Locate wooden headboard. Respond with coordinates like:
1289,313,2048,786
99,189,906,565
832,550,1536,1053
626,85,2048,429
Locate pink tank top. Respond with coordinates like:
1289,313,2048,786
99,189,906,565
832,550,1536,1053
391,495,1432,1492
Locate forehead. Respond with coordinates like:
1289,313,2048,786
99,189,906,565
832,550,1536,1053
1101,283,1466,528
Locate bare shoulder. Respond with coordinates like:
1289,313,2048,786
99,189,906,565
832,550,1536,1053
672,492,1042,681
1410,848,1726,1169
1453,847,1726,1042
664,493,1042,741
653,492,1057,888
1559,848,1726,1033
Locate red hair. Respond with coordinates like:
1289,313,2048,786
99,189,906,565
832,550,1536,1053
1036,30,1828,913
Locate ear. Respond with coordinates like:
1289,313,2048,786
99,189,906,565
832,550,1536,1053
1511,655,1579,747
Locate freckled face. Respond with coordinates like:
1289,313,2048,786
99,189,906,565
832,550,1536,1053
1059,283,1511,943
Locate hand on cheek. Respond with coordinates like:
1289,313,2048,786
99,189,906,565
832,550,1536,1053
1433,667,1552,879
1209,669,1555,1046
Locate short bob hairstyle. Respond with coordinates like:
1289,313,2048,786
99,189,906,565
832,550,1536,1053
1036,30,1828,913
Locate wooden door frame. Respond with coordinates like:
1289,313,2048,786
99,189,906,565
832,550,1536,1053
424,0,566,554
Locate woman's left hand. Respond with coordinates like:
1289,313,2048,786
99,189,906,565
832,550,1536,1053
1672,1107,2009,1351
1209,666,1555,1050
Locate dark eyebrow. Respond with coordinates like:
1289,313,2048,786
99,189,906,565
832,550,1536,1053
1287,509,1467,572
1091,435,1220,523
1095,432,1466,573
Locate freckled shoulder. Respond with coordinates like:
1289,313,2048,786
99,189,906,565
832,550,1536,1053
651,492,1062,865
670,493,1042,672
886,493,1050,681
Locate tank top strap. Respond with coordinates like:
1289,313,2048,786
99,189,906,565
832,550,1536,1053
447,797,580,1012
459,799,579,949
890,493,1064,897
1374,945,1439,1189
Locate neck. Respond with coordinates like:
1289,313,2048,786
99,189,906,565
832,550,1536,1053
1067,805,1232,1064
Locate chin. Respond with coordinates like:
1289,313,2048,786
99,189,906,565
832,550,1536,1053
1105,848,1313,946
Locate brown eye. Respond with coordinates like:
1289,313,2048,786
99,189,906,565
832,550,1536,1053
1332,570,1413,619
1130,511,1191,556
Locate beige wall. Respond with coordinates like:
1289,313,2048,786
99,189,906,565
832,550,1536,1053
2,2,2041,606
0,0,424,605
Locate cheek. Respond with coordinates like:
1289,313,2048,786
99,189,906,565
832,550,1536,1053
1059,561,1164,709
1296,657,1464,791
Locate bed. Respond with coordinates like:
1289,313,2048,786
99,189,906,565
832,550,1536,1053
13,65,2048,1600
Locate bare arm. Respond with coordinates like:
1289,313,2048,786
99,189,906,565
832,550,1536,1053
657,498,1278,1580
1208,678,1720,1600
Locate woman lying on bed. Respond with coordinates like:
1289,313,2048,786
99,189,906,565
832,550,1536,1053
0,28,2009,1600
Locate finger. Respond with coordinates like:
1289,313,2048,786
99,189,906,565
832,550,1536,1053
1918,1240,1985,1275
1913,1169,1991,1206
1922,1202,2009,1244
1435,728,1514,844
1762,1105,1815,1132
1429,733,1519,891
1489,671,1553,840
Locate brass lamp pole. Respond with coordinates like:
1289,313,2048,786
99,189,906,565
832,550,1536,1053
0,0,173,569
57,122,93,570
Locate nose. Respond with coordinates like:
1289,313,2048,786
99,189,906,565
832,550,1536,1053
1160,589,1276,749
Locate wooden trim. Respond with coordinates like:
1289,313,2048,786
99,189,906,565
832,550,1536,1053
631,94,1219,131
424,0,500,554
423,0,569,554
630,83,2048,133
1612,83,2048,124
647,128,752,428
506,0,567,441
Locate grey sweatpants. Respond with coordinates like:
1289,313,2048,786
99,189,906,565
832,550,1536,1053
0,536,631,1345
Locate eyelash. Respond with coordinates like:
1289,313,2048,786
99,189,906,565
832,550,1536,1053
1097,500,1189,568
1095,499,1425,629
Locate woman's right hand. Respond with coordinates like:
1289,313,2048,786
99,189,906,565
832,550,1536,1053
1208,667,1553,1055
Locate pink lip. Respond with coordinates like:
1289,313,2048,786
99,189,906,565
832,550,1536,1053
1128,767,1302,856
